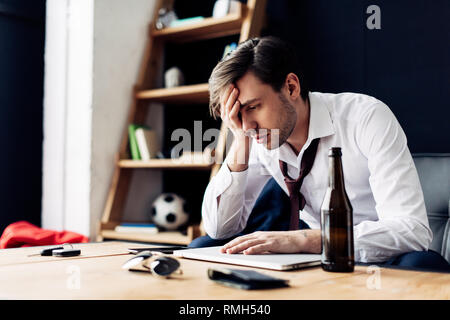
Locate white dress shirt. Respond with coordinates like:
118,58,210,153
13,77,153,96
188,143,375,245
202,91,433,263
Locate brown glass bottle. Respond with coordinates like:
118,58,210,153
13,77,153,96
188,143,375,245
320,147,354,272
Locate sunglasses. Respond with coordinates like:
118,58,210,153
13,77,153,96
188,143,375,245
122,250,182,278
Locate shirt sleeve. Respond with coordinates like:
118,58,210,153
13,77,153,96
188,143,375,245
354,102,433,263
201,145,272,239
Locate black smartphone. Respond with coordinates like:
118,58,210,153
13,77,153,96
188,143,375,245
128,246,188,255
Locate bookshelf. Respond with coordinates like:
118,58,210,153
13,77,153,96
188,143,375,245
135,83,209,103
118,159,213,170
151,9,244,42
99,0,267,245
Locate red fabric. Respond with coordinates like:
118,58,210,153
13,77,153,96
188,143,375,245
0,221,89,249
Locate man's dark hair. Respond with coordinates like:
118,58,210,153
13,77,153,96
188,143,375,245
208,36,309,119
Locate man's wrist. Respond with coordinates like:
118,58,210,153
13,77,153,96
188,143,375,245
226,135,251,172
295,229,321,254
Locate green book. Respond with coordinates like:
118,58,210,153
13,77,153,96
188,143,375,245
128,124,147,160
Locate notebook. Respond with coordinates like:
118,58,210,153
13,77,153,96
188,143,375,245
173,246,321,271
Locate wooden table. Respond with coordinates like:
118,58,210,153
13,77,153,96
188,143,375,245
0,241,448,300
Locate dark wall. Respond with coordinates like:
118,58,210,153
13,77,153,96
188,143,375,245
0,0,45,232
265,0,450,153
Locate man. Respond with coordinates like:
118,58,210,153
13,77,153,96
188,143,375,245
197,36,446,267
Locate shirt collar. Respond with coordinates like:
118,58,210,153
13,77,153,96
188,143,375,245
266,92,335,167
306,91,335,141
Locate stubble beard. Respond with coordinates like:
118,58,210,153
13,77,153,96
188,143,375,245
263,93,297,150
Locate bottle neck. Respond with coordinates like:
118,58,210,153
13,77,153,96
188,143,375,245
328,156,345,190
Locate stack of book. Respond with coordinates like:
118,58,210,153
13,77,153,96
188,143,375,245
114,223,158,234
177,147,214,164
128,124,160,160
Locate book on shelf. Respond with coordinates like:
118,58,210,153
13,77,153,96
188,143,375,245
128,124,144,160
135,127,160,161
177,147,214,164
222,42,237,59
114,223,159,234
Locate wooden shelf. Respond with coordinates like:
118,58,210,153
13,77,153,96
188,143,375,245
136,83,209,104
101,229,191,245
151,9,244,43
100,0,267,246
118,158,214,170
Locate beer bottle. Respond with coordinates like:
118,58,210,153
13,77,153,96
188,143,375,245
320,147,354,272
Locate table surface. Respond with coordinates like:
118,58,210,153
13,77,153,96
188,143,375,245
0,241,448,300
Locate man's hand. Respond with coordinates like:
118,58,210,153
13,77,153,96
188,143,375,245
220,230,322,255
219,84,251,172
220,84,244,138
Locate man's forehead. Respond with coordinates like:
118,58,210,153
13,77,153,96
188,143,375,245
235,72,268,104
236,71,264,89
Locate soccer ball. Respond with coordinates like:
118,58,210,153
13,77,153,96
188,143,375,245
151,193,189,231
